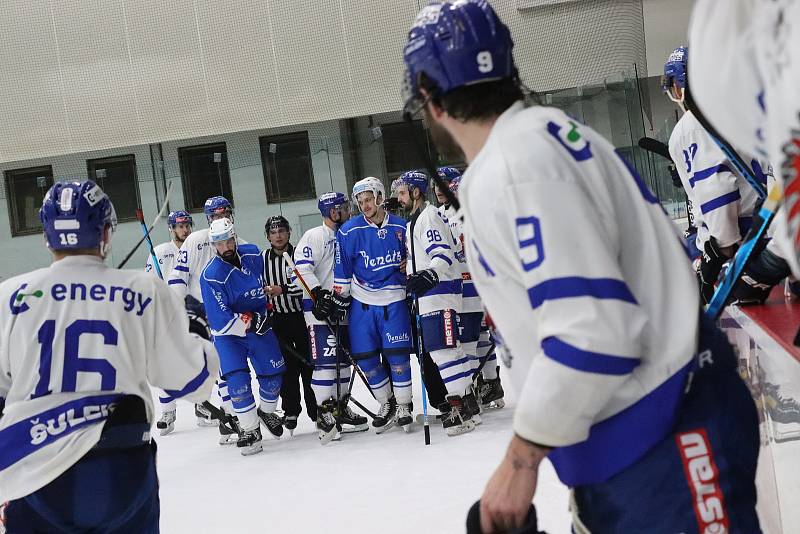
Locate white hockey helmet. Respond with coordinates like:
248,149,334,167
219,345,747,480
352,176,385,203
209,217,236,243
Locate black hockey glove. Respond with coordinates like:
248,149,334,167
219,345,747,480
328,291,351,322
246,311,271,336
731,248,790,305
311,286,335,321
187,311,211,340
407,269,439,297
184,294,205,318
698,237,735,304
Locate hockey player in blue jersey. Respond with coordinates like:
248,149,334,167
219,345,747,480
403,2,760,532
0,180,218,532
200,218,286,456
396,170,478,436
329,177,414,432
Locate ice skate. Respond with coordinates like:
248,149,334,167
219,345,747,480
397,402,413,432
336,396,369,433
236,426,263,456
372,396,397,434
283,415,298,437
218,413,241,445
462,390,482,426
195,403,219,427
479,375,506,409
156,410,176,436
317,401,339,445
440,396,476,437
258,408,284,439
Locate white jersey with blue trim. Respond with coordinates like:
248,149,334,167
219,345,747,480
407,202,462,314
439,204,483,314
145,240,179,279
460,102,699,485
668,110,764,249
0,255,218,501
199,244,267,338
294,223,341,326
334,213,407,306
167,228,247,303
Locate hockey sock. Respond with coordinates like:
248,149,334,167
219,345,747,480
311,364,351,402
158,393,177,413
357,356,392,403
477,329,496,379
217,377,233,414
226,369,258,429
430,348,472,396
386,353,412,404
257,374,283,409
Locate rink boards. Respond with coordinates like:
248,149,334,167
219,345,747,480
721,289,800,534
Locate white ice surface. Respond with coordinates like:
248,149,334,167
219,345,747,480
153,365,572,534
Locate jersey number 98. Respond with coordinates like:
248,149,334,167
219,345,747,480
32,319,118,399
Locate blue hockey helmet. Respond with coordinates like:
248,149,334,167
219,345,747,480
398,170,430,195
317,191,349,218
448,174,463,196
168,210,193,228
203,196,232,223
662,46,688,93
39,180,117,251
402,1,516,115
437,166,462,183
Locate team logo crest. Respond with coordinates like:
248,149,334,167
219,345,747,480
377,228,388,239
10,283,42,315
396,230,404,243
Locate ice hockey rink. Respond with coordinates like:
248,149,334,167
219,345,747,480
153,366,574,534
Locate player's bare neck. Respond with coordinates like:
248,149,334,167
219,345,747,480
450,116,498,163
368,210,386,226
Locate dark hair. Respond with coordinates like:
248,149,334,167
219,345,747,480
420,73,523,122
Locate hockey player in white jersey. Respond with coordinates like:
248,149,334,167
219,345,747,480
666,45,794,306
438,168,504,409
166,196,246,436
396,170,477,436
145,210,193,278
294,192,369,443
0,180,218,531
662,46,769,304
146,210,196,435
403,2,760,532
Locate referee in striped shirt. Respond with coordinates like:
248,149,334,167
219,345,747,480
262,215,317,430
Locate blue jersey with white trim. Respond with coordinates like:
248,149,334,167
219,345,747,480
200,244,267,338
0,255,218,501
668,110,765,249
334,213,407,306
461,103,699,486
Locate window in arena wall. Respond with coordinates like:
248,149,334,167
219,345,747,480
178,143,234,212
259,131,316,203
87,155,141,222
5,165,53,237
379,120,463,181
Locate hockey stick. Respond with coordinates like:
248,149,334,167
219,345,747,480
470,341,496,382
118,180,175,269
137,208,163,279
706,183,782,318
282,251,379,403
407,209,431,445
638,137,695,232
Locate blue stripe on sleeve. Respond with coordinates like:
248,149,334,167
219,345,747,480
688,164,732,188
700,190,741,214
527,277,637,309
174,265,190,273
168,279,187,286
161,350,211,403
431,254,453,266
425,243,451,254
541,337,639,375
295,260,314,266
